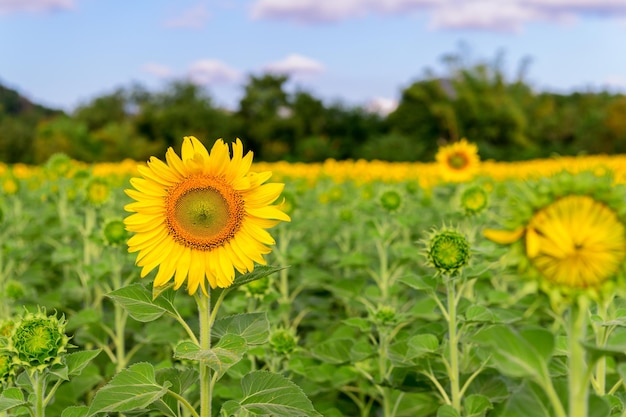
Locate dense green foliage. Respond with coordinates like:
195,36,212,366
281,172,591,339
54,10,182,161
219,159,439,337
2,52,626,164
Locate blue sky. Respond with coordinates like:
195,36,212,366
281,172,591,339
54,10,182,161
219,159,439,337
1,0,626,114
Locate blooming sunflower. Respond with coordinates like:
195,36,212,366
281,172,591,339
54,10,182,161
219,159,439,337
124,137,291,295
435,138,480,183
484,171,626,296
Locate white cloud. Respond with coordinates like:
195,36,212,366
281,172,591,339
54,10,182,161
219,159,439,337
366,97,398,116
165,4,210,29
0,0,74,14
142,63,174,78
603,75,626,90
430,1,546,32
263,54,325,76
188,59,241,84
249,0,626,31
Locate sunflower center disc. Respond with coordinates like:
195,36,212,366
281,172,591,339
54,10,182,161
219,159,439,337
449,153,468,169
166,176,245,250
175,189,230,239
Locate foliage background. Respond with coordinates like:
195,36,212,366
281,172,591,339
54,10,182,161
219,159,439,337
3,52,626,165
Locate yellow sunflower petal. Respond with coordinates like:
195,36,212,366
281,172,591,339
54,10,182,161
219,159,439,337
483,227,525,244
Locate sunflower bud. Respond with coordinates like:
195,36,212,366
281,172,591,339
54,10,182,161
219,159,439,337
269,328,298,355
0,352,16,385
379,190,403,212
426,229,471,276
102,218,130,246
8,308,71,373
374,305,397,326
85,178,111,206
460,185,489,215
242,276,271,298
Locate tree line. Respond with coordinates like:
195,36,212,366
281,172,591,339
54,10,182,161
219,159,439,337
2,52,626,164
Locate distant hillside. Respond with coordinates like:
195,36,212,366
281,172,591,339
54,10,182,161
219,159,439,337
0,82,62,118
0,80,64,163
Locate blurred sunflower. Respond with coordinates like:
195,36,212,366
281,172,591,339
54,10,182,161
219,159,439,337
435,138,480,183
484,171,626,297
124,137,291,295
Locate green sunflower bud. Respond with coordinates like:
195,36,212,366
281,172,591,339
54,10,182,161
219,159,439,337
460,185,489,215
4,280,25,300
8,308,71,373
85,178,111,206
45,153,73,177
102,218,130,246
374,305,397,326
426,229,471,276
0,352,16,385
379,189,403,212
242,276,271,298
269,328,298,355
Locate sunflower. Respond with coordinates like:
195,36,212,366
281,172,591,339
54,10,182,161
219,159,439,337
435,138,480,183
484,172,626,294
124,137,290,295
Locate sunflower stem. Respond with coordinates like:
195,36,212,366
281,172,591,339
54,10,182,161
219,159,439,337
592,297,610,395
32,370,46,417
568,296,589,417
445,275,462,413
197,292,212,417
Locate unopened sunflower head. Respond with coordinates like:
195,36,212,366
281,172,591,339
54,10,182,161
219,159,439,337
269,328,298,355
379,189,403,213
7,308,71,374
85,177,111,206
425,227,471,276
459,185,489,215
0,352,17,385
102,218,129,246
483,171,626,301
124,137,291,295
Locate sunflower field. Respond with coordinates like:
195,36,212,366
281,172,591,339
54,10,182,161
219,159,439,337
3,138,626,417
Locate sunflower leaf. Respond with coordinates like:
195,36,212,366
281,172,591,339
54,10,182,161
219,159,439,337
213,312,270,345
86,362,170,416
107,283,176,322
212,265,287,299
220,371,322,417
65,349,102,377
174,334,247,379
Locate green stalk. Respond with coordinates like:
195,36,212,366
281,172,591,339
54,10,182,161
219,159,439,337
445,276,461,413
197,292,212,417
32,371,46,417
593,298,609,395
568,296,589,417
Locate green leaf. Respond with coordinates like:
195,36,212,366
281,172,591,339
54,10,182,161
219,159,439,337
499,382,551,417
66,308,101,331
437,404,460,417
471,325,552,382
61,406,89,417
399,274,438,292
389,334,439,367
220,371,322,416
174,334,247,379
342,317,371,332
155,367,199,417
311,338,353,365
107,284,174,322
588,395,611,417
464,394,492,417
464,305,495,323
87,362,170,415
0,388,26,412
66,349,102,377
213,312,269,345
212,265,286,299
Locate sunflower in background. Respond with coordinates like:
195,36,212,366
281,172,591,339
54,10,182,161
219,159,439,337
124,136,291,295
435,138,480,183
483,171,626,301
